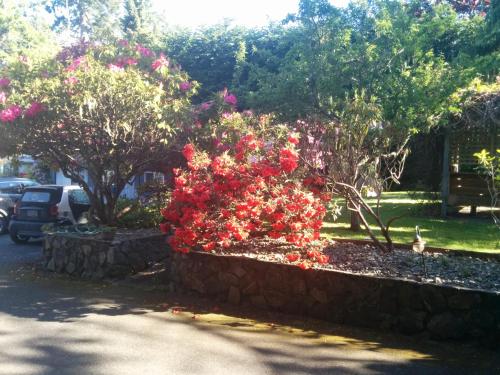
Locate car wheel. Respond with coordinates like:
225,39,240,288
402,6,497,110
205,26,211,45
0,216,7,234
9,230,30,244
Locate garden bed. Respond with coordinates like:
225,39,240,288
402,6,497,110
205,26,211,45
214,239,500,292
170,240,500,347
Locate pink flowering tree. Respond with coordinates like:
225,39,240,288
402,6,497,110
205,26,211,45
0,40,195,224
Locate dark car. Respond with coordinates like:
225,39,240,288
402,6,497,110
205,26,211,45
9,185,91,244
0,177,40,233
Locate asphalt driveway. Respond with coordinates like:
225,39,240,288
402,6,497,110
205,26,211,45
0,234,498,375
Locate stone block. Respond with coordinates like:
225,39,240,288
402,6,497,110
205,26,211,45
448,293,481,310
218,272,239,286
250,295,267,308
420,285,447,313
397,310,427,335
427,312,466,340
310,288,329,304
227,286,241,305
242,281,258,295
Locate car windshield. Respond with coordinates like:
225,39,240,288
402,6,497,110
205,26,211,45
0,181,39,194
69,189,90,205
22,191,51,203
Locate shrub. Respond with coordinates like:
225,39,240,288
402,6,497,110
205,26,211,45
160,132,331,266
115,198,164,229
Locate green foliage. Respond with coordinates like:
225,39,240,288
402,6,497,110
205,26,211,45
122,0,153,40
43,0,122,41
0,1,57,65
115,198,163,229
163,23,248,103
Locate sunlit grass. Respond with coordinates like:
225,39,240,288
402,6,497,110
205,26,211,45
321,191,500,253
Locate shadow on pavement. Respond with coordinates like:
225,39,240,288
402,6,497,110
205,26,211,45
0,268,498,375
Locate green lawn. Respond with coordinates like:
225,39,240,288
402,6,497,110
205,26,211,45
322,191,500,253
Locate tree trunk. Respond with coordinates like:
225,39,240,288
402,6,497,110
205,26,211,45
350,211,361,231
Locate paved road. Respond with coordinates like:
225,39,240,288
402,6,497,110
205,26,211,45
0,234,498,375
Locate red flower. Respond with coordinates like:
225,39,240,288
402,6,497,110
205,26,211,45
287,133,300,144
279,148,299,174
286,253,300,262
202,242,216,251
298,261,309,270
316,254,329,264
159,222,170,234
182,143,195,161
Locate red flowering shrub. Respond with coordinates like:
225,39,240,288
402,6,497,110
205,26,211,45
161,133,330,266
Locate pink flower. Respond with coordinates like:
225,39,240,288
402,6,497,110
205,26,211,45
0,91,6,105
125,57,137,65
179,81,191,91
118,39,129,47
242,110,253,117
200,101,213,111
151,53,169,71
66,56,86,72
136,44,154,58
223,93,237,106
64,76,78,85
25,102,45,118
0,77,10,87
108,64,124,72
0,105,22,122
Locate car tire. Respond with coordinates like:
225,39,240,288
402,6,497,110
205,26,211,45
0,215,7,234
9,230,30,244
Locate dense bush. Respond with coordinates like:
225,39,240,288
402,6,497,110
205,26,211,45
160,131,331,267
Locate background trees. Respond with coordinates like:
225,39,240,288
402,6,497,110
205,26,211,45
0,0,497,236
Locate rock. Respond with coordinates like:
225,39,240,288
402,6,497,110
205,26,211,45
107,249,115,264
264,291,287,309
242,281,258,295
187,276,205,294
230,265,246,278
46,258,55,272
427,312,466,340
291,278,307,296
397,310,427,334
250,295,267,308
98,251,107,266
227,286,241,305
310,288,329,304
420,285,447,313
66,262,76,274
218,272,239,286
82,245,92,256
448,293,481,310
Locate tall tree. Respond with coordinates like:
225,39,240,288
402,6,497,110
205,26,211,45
0,0,56,65
0,41,194,224
121,0,158,44
44,0,122,41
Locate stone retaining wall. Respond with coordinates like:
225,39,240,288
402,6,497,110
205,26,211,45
170,251,500,347
43,232,168,279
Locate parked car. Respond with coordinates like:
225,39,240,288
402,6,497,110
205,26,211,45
0,177,40,233
9,185,90,244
